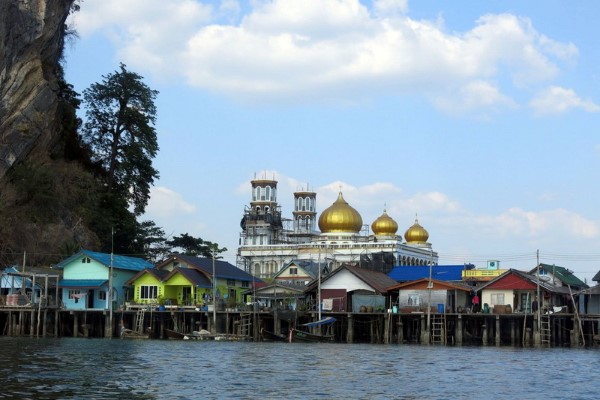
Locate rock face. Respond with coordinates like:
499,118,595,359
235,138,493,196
0,0,74,180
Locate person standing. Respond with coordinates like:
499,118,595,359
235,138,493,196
472,293,480,313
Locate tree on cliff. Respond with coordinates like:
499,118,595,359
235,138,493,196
81,63,159,216
166,233,228,259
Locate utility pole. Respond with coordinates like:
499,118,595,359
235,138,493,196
108,228,114,338
426,248,433,344
212,245,217,334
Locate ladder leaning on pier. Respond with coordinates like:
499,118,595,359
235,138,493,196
540,314,551,346
431,313,446,344
238,312,253,338
134,309,146,334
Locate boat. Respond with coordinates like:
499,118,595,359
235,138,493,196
289,316,336,343
120,327,150,339
260,328,287,342
164,328,186,340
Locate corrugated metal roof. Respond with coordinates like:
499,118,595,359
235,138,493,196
54,249,153,272
534,264,588,288
163,255,258,282
58,279,108,288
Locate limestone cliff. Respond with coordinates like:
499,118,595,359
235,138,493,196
0,0,104,267
0,0,74,179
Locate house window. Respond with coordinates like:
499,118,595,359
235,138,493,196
140,285,158,300
490,293,505,306
408,294,420,306
98,290,107,301
227,279,236,287
68,289,81,299
241,281,249,288
290,267,298,275
81,257,91,263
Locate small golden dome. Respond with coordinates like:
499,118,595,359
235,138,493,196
318,192,363,233
404,217,429,243
371,209,398,236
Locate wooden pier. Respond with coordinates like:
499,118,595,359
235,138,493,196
1,304,599,347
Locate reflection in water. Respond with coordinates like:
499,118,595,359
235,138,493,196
0,337,597,399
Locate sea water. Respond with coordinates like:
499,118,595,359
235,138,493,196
0,337,598,399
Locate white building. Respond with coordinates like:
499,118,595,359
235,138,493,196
237,177,438,279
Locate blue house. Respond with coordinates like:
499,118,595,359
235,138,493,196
54,249,153,310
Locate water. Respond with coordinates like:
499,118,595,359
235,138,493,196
0,337,598,399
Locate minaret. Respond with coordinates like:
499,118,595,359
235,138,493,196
290,186,317,243
240,175,282,247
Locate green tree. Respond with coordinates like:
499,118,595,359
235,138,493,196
134,220,170,263
82,63,159,215
166,233,227,259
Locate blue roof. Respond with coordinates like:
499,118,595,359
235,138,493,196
388,265,468,282
54,249,153,272
1,266,39,289
58,279,108,288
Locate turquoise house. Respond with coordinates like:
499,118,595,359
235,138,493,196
54,249,153,310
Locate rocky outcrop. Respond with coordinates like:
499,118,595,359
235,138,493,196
0,0,74,180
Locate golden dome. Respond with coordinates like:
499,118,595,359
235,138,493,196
318,192,363,233
371,209,398,236
404,217,429,243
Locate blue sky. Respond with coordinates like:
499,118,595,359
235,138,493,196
65,0,600,282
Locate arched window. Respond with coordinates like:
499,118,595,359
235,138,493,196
266,186,271,201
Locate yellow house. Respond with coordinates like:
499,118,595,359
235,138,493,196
127,254,259,309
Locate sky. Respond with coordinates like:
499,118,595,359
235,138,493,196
64,0,600,283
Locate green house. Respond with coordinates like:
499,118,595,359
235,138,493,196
127,254,259,308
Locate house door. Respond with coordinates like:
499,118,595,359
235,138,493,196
87,290,94,308
520,293,531,313
182,287,192,305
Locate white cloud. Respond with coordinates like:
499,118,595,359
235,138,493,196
373,0,408,16
529,86,600,115
145,186,197,218
70,0,581,113
432,80,517,115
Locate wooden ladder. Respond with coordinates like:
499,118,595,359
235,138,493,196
134,309,146,333
431,314,446,345
238,312,253,338
540,314,551,346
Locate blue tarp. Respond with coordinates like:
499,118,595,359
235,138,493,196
388,265,469,282
300,316,336,327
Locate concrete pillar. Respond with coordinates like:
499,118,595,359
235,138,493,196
510,318,515,346
54,310,59,337
73,313,79,338
495,316,501,346
347,314,354,343
397,316,404,344
533,314,541,347
43,310,48,337
30,309,35,337
421,314,430,344
456,315,463,346
384,313,391,344
482,320,488,346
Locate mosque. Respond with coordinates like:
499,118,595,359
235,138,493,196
236,176,439,279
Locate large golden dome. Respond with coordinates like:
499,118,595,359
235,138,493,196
371,209,398,236
318,192,363,233
404,218,429,243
